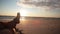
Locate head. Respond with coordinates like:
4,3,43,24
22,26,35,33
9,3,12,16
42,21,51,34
17,12,20,19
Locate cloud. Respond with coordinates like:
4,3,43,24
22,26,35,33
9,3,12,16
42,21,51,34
17,0,60,8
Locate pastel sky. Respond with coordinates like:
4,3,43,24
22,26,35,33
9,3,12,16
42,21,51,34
0,0,60,18
0,0,18,16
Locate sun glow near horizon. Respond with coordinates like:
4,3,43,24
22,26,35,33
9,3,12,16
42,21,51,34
19,8,29,22
20,8,28,16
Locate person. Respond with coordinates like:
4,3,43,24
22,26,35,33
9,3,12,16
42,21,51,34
0,12,20,34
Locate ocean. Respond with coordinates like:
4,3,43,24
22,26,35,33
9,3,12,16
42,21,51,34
0,16,60,34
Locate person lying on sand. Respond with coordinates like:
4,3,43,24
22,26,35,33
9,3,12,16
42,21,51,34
0,12,20,34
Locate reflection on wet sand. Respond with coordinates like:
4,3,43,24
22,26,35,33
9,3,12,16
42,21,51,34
17,17,60,34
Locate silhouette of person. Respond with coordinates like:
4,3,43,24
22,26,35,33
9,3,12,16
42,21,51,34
0,12,21,34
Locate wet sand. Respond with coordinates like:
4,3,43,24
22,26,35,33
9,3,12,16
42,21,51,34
17,17,60,34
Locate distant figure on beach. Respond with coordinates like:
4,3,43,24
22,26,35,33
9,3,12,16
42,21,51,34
0,12,20,34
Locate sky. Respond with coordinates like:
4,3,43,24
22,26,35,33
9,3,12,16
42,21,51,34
0,0,60,18
0,0,18,16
